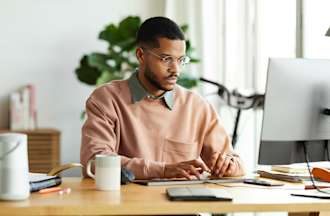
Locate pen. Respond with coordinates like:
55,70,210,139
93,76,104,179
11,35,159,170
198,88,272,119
38,187,62,194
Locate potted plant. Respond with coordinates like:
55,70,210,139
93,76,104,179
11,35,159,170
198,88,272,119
75,16,200,89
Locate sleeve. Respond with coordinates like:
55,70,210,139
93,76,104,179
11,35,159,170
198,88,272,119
80,96,165,179
200,103,245,176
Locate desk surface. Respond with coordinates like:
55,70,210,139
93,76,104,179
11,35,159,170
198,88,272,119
0,177,330,215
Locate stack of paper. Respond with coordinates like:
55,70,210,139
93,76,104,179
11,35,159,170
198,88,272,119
10,85,37,130
271,165,308,174
271,162,330,174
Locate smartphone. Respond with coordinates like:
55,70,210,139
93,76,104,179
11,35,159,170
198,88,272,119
243,179,284,186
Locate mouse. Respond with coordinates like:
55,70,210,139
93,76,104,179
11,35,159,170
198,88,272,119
121,168,135,184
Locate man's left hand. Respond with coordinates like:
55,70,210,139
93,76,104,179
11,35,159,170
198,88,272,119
209,152,238,178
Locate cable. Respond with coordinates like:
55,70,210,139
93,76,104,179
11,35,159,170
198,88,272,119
302,141,330,194
326,140,330,161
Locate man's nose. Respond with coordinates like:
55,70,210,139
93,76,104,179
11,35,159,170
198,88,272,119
168,61,181,74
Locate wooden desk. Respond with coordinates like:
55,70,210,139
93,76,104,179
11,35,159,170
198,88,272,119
0,177,330,215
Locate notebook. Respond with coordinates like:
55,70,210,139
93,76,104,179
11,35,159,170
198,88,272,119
166,187,233,201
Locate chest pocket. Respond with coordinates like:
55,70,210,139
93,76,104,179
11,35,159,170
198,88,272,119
163,138,198,163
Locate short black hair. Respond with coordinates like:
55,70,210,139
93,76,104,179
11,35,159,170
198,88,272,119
136,16,185,48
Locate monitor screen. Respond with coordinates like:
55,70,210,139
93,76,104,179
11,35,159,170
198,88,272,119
258,58,330,165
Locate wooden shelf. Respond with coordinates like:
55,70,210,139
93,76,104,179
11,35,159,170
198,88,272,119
0,128,60,173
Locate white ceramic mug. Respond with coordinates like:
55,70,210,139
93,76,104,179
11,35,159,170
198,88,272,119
86,154,121,191
0,133,30,200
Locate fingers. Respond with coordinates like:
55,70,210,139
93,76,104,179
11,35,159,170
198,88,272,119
189,159,210,173
207,152,219,171
225,160,236,176
212,153,235,177
180,160,208,179
164,159,211,180
185,164,201,179
177,168,192,180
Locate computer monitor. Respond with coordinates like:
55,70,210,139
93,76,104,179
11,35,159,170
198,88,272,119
258,58,330,165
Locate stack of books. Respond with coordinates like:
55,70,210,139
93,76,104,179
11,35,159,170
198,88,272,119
10,84,37,130
29,163,83,192
258,162,330,184
29,173,61,192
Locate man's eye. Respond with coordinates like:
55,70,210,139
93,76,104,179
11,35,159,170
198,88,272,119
161,57,173,63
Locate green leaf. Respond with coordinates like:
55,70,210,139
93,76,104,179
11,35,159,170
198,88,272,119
108,49,127,70
75,55,102,85
118,16,141,39
189,58,200,63
80,110,86,120
99,24,121,44
87,53,113,71
99,16,140,51
96,71,125,86
177,73,199,89
185,40,192,53
180,24,188,33
116,38,137,51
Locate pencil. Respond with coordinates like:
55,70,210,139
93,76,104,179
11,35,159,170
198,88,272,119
38,187,62,194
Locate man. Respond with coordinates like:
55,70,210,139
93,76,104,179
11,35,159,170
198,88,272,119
81,16,245,179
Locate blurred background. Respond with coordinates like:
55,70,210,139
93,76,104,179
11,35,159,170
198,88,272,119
1,0,330,183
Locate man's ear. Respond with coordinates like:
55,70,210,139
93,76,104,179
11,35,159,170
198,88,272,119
136,47,144,64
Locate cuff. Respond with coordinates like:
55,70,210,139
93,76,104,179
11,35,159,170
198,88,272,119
145,160,166,179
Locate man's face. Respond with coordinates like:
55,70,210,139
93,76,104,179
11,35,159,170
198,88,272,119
139,37,186,93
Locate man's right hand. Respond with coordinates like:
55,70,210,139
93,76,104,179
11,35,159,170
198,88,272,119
164,159,210,180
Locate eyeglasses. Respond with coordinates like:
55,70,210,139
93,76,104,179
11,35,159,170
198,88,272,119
142,48,190,67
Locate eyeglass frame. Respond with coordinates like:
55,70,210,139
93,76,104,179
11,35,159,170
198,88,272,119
141,47,190,67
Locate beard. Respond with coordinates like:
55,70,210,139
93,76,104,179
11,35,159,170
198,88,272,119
144,65,176,92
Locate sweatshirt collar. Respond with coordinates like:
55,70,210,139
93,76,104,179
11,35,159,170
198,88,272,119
128,72,174,110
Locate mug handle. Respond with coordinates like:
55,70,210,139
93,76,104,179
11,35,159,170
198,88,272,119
0,141,20,161
86,159,96,179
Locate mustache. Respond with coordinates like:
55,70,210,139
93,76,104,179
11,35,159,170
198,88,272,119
166,74,178,79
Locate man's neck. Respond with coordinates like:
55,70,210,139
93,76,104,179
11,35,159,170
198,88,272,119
137,71,165,97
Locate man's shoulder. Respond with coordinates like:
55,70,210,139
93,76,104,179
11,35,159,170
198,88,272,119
174,85,208,105
89,79,129,101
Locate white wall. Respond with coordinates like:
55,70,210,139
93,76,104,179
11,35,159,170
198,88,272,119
303,0,330,58
0,0,165,176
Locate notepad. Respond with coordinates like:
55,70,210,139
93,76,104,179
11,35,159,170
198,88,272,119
166,187,233,201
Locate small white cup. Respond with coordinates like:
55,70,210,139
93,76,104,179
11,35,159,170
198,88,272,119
86,154,121,191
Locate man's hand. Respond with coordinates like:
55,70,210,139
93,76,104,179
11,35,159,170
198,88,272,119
164,159,210,180
209,152,238,178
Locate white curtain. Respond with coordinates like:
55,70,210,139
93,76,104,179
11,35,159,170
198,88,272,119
165,0,259,173
165,0,297,174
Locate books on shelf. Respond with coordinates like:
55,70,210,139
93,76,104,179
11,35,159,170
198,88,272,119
10,84,37,130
